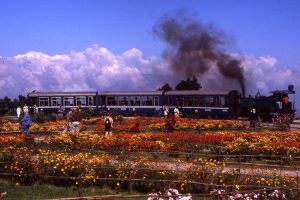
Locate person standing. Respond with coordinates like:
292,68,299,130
174,107,180,118
58,105,64,118
21,109,31,135
33,104,38,114
163,105,169,118
72,107,81,132
16,106,22,118
249,107,258,131
104,113,114,136
63,109,73,132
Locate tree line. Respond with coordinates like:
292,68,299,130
0,95,28,115
158,76,201,91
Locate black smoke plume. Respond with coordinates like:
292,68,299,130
153,13,245,96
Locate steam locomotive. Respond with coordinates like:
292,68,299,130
228,85,296,121
27,85,296,121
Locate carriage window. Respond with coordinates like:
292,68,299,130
76,96,86,106
222,96,228,107
203,96,210,107
154,96,159,106
176,97,184,107
203,96,215,107
183,97,194,107
107,96,117,106
209,96,215,107
195,96,204,106
215,96,226,107
64,97,74,106
117,96,129,106
215,96,220,107
168,97,173,106
51,97,61,106
129,96,140,106
88,96,93,106
39,97,49,107
141,96,153,106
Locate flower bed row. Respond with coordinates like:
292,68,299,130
0,146,298,198
0,117,248,132
1,130,300,156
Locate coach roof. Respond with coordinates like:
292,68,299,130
28,91,97,97
98,91,163,96
164,90,229,95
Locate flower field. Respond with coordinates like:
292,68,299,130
0,116,300,199
0,116,248,132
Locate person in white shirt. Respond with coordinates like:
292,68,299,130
16,106,22,118
174,107,180,117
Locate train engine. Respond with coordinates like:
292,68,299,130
230,85,296,121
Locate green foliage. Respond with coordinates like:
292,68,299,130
0,94,28,115
0,179,117,200
81,108,97,119
31,112,46,123
158,83,173,91
175,76,201,90
18,95,29,106
49,112,58,121
0,96,12,115
114,115,124,122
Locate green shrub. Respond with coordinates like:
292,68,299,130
32,112,46,123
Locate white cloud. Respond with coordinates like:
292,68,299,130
242,55,300,96
258,56,277,67
0,45,162,98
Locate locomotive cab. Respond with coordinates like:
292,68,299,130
254,85,296,121
270,85,296,115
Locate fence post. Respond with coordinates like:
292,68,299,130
238,154,241,184
129,159,133,194
280,156,282,175
297,173,299,199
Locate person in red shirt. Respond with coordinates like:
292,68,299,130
283,96,289,104
131,123,140,133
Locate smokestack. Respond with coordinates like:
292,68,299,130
153,12,245,96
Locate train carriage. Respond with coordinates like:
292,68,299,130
164,90,230,117
99,91,164,116
28,91,97,113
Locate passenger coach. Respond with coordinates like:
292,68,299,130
28,91,97,113
99,91,163,115
28,89,232,117
164,90,230,117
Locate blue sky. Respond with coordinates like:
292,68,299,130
0,0,300,112
1,0,299,61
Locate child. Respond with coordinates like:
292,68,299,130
21,109,31,135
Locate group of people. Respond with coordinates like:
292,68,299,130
64,107,82,132
15,104,182,135
163,105,180,132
